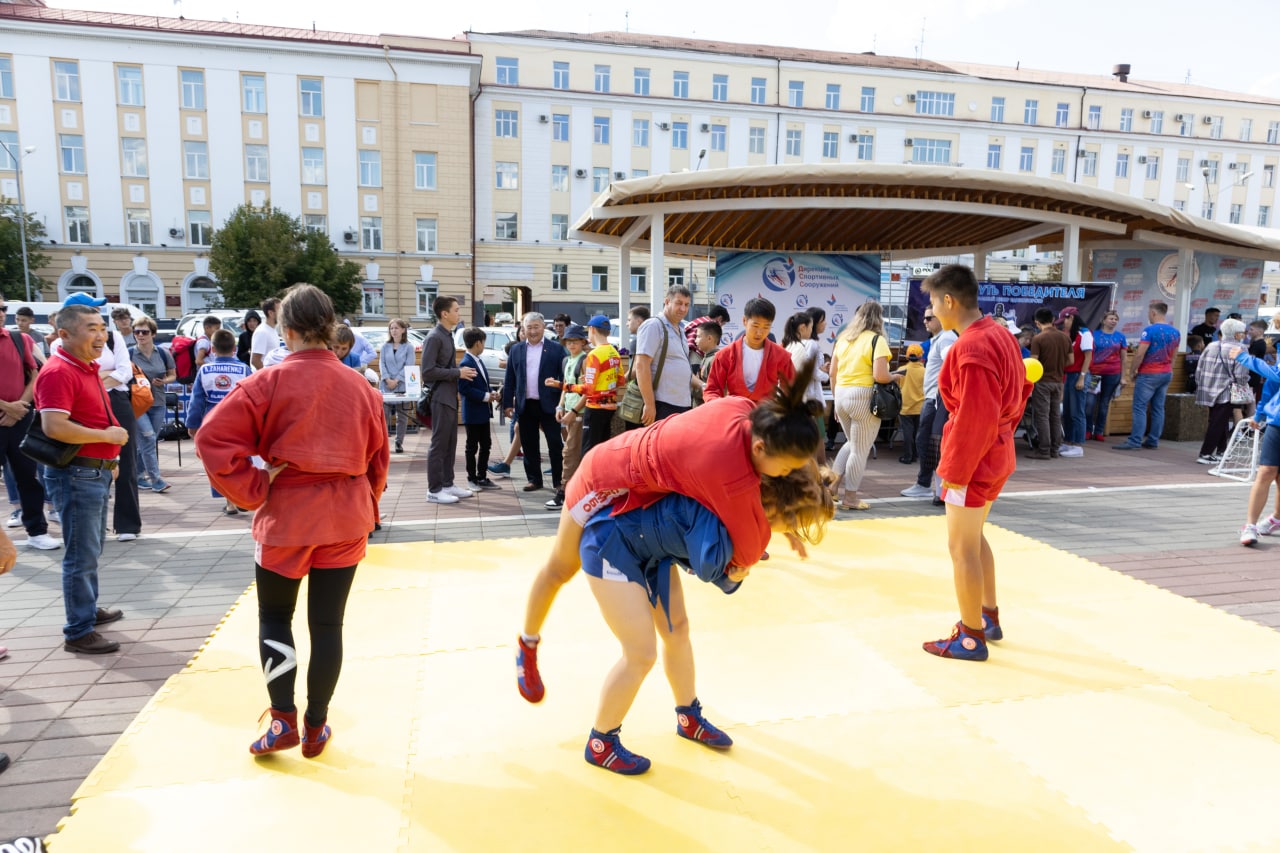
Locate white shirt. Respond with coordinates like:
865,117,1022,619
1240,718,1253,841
524,341,544,399
741,342,765,393
251,321,282,364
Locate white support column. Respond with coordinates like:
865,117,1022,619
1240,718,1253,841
1063,225,1081,282
650,213,665,316
1175,247,1195,351
972,250,987,281
618,244,630,333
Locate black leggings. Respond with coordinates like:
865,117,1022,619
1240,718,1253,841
256,564,357,726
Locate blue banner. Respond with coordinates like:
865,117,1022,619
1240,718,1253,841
905,280,1113,341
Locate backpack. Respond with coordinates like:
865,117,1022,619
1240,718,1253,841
171,335,199,383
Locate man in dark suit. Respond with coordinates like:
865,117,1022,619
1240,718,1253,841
502,312,568,492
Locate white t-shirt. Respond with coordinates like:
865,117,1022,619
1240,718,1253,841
741,342,765,393
250,321,281,364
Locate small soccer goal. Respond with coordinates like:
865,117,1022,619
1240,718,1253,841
1210,420,1262,483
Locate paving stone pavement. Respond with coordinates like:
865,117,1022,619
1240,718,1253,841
1,423,1276,841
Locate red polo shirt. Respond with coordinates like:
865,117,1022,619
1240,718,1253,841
33,349,119,460
0,328,38,403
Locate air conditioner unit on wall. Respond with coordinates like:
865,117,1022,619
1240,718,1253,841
1203,115,1215,124
1142,110,1153,119
538,114,549,123
1200,159,1212,168
1137,156,1148,164
1174,113,1187,122
574,168,588,179
168,227,184,238
849,133,858,142
613,170,627,180
906,93,917,103
1229,162,1240,169
903,138,914,147
699,123,710,133
342,230,357,243
1077,149,1088,158
657,122,670,131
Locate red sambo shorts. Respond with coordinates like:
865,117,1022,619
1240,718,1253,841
941,472,1011,509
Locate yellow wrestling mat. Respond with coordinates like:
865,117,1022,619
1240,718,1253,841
46,517,1280,852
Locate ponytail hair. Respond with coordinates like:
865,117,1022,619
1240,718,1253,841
760,461,836,546
781,312,811,347
749,356,823,459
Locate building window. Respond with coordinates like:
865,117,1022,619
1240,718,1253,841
1055,102,1069,127
358,150,381,187
495,212,518,240
591,265,608,292
668,268,684,287
785,128,802,157
1150,111,1164,134
1259,206,1270,227
1145,155,1159,180
860,86,875,112
181,69,205,109
632,169,648,178
361,216,382,251
856,134,874,160
712,74,728,102
1240,118,1253,142
1268,122,1280,144
1264,164,1275,187
632,67,650,95
748,126,766,155
667,121,687,149
553,61,569,90
911,139,952,164
243,144,269,183
416,218,437,252
495,57,518,86
594,65,611,93
551,213,569,241
825,84,840,110
121,138,148,177
751,77,767,105
126,209,151,245
787,80,804,108
184,141,208,179
304,214,326,234
710,124,727,152
914,91,955,116
551,263,568,291
1051,148,1065,174
0,58,12,99
362,282,384,317
1176,158,1190,182
301,147,325,184
1116,153,1129,178
986,143,1002,170
1209,116,1224,139
1081,150,1098,177
822,131,838,159
551,164,569,192
1084,105,1100,130
1179,113,1193,136
65,206,90,244
242,74,265,113
1019,146,1034,171
593,116,611,144
60,134,85,174
495,109,518,138
299,78,323,117
630,267,647,293
1119,108,1133,132
633,118,649,147
671,70,689,99
1173,200,1186,212
1229,203,1243,224
1201,200,1214,219
1204,161,1219,184
414,283,436,318
550,113,569,141
408,152,435,190
990,97,1004,122
54,61,80,102
117,66,143,106
593,167,609,192
1024,99,1038,125
495,161,519,189
189,210,213,246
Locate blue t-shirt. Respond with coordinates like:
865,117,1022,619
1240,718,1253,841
1091,330,1128,375
1138,323,1180,374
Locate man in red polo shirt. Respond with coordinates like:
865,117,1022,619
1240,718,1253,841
34,304,130,654
0,300,59,550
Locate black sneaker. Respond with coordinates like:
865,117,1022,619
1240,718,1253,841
472,478,500,490
94,607,124,626
65,631,120,655
545,489,565,510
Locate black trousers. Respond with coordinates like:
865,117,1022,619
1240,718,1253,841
256,564,357,725
1200,402,1235,457
898,414,920,463
108,390,141,536
0,410,48,536
517,403,563,489
581,407,616,458
464,422,492,481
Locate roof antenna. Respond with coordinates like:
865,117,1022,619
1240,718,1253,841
625,9,629,33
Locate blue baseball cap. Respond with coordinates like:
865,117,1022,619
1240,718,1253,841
63,292,108,308
562,324,588,340
586,314,611,331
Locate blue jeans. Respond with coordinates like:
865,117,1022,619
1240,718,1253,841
1063,372,1089,444
133,404,166,485
1086,374,1122,436
3,460,16,504
1126,372,1172,447
46,464,112,642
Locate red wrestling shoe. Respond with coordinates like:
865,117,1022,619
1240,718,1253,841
585,727,651,775
675,699,733,748
516,636,545,703
982,606,1003,642
249,708,299,755
922,622,989,661
301,717,331,758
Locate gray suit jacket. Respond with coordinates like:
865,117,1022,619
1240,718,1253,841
420,323,461,409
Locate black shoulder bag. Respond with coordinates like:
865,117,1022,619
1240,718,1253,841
868,334,903,420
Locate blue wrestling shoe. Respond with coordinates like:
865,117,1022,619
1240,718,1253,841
675,699,733,748
922,622,989,662
585,727,651,775
982,607,1003,642
249,708,299,755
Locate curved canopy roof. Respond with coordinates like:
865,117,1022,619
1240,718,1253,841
570,164,1280,262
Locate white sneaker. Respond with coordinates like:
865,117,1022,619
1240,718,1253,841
443,485,475,499
426,490,459,504
48,509,60,524
1196,454,1220,465
117,533,138,542
6,510,21,528
26,533,62,550
1059,445,1084,458
1241,524,1259,546
1258,515,1280,536
900,484,932,498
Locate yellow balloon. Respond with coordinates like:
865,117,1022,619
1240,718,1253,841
1024,357,1044,383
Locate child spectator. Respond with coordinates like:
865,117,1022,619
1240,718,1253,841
893,343,926,464
703,298,795,402
186,329,253,514
544,324,589,510
333,326,361,370
1185,334,1205,393
459,327,499,490
195,315,221,368
559,315,623,459
691,321,724,405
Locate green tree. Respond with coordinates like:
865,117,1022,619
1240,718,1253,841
0,201,51,300
208,203,361,314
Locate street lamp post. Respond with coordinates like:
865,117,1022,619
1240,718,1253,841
0,140,36,302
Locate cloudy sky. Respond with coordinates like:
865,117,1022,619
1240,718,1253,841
53,0,1280,97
